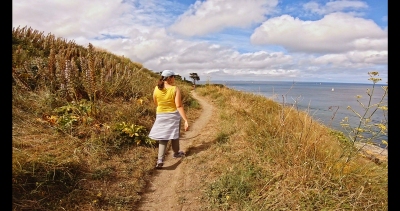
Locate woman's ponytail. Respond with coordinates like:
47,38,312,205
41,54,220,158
157,76,165,90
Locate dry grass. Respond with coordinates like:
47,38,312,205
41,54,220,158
191,85,387,210
12,80,199,210
12,26,387,210
12,26,199,210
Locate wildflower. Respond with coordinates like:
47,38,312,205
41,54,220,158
378,106,388,111
368,71,379,76
376,123,387,131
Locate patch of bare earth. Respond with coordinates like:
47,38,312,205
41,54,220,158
136,90,219,211
355,142,388,164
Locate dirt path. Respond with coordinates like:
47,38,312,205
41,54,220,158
137,90,216,211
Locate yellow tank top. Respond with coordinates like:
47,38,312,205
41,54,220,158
154,86,177,113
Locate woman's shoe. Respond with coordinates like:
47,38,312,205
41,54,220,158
173,151,185,158
156,159,163,168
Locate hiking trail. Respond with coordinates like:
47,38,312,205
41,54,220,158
137,90,217,211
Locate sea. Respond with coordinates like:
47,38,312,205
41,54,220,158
198,81,388,148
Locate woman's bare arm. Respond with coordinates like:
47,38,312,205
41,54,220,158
175,87,189,131
152,87,158,106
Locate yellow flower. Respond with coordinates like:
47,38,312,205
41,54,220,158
376,124,387,131
378,106,388,111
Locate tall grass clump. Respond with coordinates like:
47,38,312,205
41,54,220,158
195,81,387,210
12,26,199,210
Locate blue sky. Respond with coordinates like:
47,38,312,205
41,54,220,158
12,0,387,83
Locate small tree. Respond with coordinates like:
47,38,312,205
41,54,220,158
189,73,200,87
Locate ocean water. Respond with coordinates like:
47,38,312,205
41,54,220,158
199,81,388,148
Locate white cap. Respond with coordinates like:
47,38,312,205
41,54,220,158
161,70,176,77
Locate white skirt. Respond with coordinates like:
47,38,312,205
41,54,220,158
149,110,181,140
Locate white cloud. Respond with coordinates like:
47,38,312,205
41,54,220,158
250,12,387,54
303,0,368,15
13,0,131,39
168,0,278,36
12,0,387,83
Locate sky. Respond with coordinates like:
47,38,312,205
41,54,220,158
12,0,388,83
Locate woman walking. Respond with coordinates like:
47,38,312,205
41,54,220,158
149,70,189,168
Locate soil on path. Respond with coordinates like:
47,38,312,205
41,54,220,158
136,90,217,211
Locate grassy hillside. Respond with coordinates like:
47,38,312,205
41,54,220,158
12,26,199,210
12,26,387,210
193,85,387,210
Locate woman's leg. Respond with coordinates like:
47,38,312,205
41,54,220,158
171,139,185,157
171,138,180,153
158,140,168,161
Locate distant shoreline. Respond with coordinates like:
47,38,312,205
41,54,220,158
198,80,387,86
